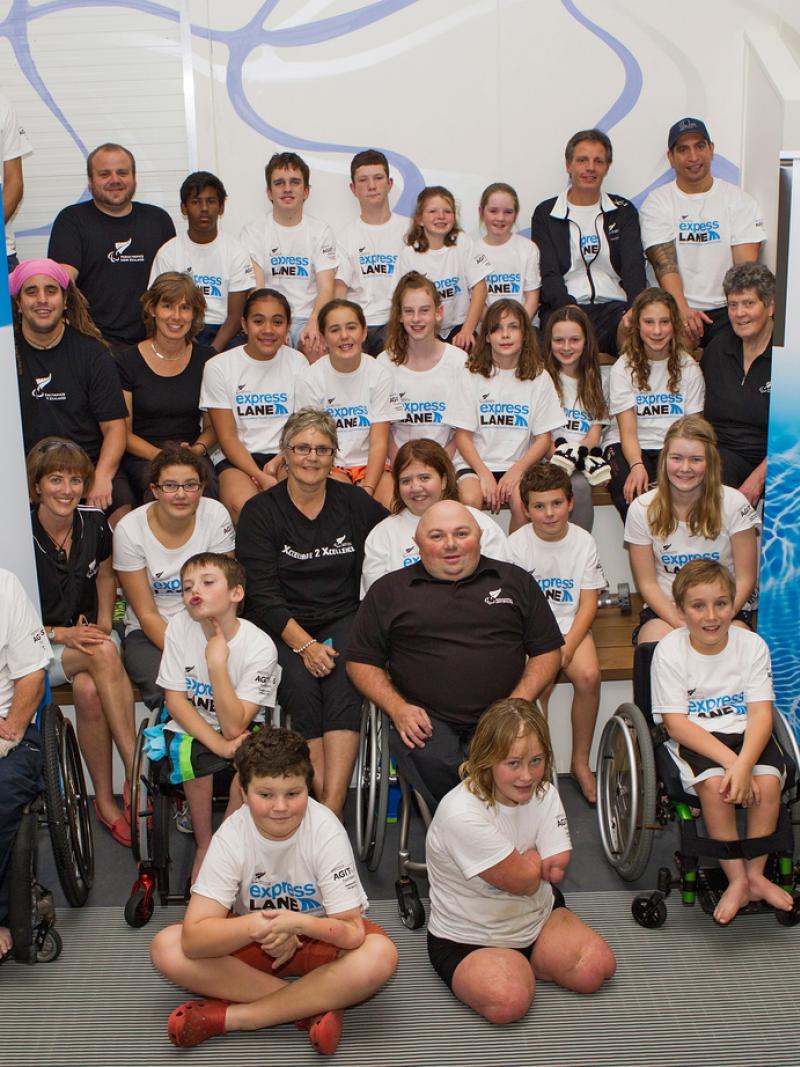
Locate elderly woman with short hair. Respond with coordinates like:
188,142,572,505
236,408,387,816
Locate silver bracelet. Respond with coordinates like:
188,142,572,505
293,638,317,655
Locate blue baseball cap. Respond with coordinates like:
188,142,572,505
667,117,711,150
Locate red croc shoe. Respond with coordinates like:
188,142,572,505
296,1010,343,1056
167,999,229,1048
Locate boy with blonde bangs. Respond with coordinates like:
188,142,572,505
150,726,398,1054
156,553,280,881
651,559,794,925
509,464,605,803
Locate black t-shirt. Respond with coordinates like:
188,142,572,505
347,557,564,727
701,331,772,466
48,200,175,347
16,325,128,461
237,479,388,638
32,506,111,626
116,342,214,446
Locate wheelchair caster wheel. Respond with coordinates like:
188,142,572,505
395,877,425,930
775,897,800,926
36,927,63,964
125,884,155,928
632,892,667,928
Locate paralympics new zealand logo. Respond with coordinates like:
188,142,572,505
107,238,144,264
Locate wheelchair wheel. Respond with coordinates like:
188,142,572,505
42,705,94,907
632,892,667,928
396,876,425,930
124,883,155,928
37,927,63,963
597,702,657,882
354,702,389,872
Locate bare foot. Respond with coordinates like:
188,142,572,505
714,877,750,924
748,872,794,912
0,925,12,958
570,763,597,805
190,845,208,884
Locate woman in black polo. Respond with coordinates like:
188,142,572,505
701,263,775,506
236,408,387,818
27,437,136,846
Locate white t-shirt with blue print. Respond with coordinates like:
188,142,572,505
335,214,407,325
607,351,705,450
477,233,541,309
377,344,472,450
192,797,368,918
396,232,491,332
149,232,255,325
550,371,605,445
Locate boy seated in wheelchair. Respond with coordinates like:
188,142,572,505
651,559,794,925
155,553,280,881
150,726,398,1054
508,464,606,804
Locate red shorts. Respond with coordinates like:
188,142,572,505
231,917,389,978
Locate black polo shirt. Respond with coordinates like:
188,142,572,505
347,556,563,727
702,331,771,467
31,506,111,627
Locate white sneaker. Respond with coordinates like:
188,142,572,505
174,804,193,834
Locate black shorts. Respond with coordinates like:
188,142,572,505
427,886,566,991
215,451,277,476
673,730,786,791
632,605,754,646
456,468,507,481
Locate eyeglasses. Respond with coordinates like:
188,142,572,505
285,444,335,457
154,480,202,494
36,439,83,453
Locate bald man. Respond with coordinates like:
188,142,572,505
347,501,563,806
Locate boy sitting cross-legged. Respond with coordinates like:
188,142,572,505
509,464,606,803
150,727,399,1054
651,558,795,925
156,552,280,881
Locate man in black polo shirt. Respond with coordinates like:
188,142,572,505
347,500,563,805
48,143,175,350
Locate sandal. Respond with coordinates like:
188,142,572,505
93,801,132,847
167,999,229,1048
296,1010,344,1056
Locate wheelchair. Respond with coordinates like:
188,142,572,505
596,642,800,928
355,702,432,931
7,683,95,964
125,705,241,928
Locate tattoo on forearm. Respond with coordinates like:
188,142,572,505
646,240,679,280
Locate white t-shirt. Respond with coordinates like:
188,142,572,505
551,372,605,444
652,626,773,737
157,612,280,732
455,366,564,470
335,214,407,325
149,232,255,325
1,95,33,257
239,213,338,320
192,798,368,918
562,198,626,304
426,780,571,948
508,523,605,633
639,179,765,310
200,343,308,455
607,352,705,450
0,570,51,719
624,485,760,600
396,233,491,332
377,344,471,450
361,506,511,595
295,356,403,468
477,234,541,309
113,499,236,633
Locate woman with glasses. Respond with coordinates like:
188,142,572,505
28,437,137,846
113,444,235,707
116,272,218,505
236,409,387,817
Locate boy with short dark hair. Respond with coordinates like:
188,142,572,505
156,552,280,880
150,726,398,1054
335,150,406,355
149,170,255,351
509,464,605,802
240,151,338,359
652,558,794,925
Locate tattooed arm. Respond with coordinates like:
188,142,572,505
645,240,710,347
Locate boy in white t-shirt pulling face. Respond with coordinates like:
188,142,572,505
150,727,398,1054
652,560,794,925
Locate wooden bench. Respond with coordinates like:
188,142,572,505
555,592,642,684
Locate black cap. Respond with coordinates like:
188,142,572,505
667,117,711,150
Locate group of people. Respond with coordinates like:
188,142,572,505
0,95,790,1050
